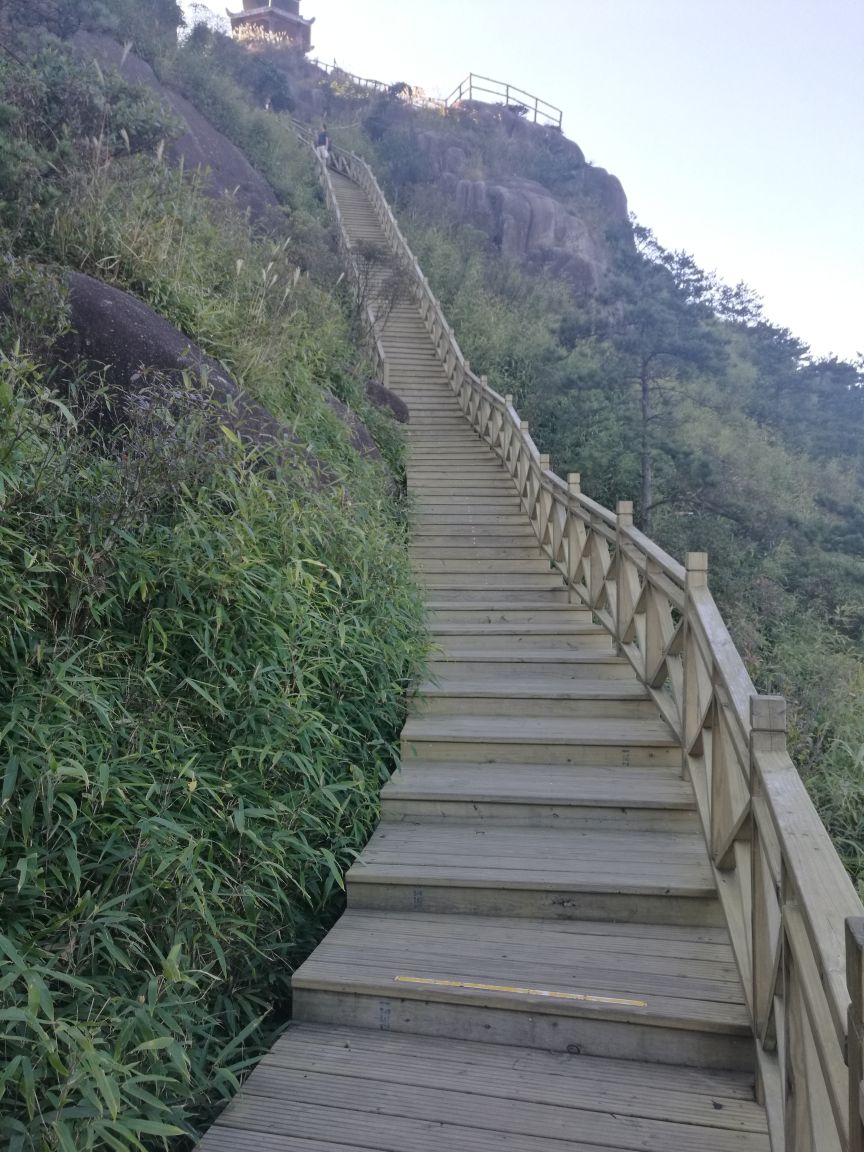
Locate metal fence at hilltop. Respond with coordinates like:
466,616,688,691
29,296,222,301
308,61,564,130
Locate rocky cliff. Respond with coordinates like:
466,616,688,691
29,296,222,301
366,101,631,293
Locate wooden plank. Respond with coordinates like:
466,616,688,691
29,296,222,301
383,762,696,808
231,1069,770,1151
402,715,676,746
274,1024,758,1097
258,1047,763,1129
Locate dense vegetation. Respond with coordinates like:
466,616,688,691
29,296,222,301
0,7,426,1148
328,98,864,880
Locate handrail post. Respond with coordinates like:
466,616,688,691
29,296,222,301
848,918,864,1152
567,473,581,604
616,501,634,651
682,552,709,771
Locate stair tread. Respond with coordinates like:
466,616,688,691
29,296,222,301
201,1026,769,1152
428,622,607,636
418,677,646,698
348,821,716,897
403,715,676,746
426,600,583,610
294,910,748,1033
384,761,695,809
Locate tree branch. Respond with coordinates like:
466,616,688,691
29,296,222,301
0,39,26,67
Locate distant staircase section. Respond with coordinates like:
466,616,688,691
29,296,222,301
196,132,864,1152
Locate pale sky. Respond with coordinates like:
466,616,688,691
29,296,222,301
186,0,863,362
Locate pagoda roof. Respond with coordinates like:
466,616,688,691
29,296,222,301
227,5,313,23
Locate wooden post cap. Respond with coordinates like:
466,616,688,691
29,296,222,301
505,394,513,406
520,420,529,432
750,695,786,732
686,552,709,589
750,695,788,755
539,454,550,469
617,500,634,527
568,472,581,494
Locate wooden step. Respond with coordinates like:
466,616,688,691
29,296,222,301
411,530,543,547
408,469,509,482
345,823,720,925
426,601,591,622
428,623,612,650
412,545,543,559
416,493,520,505
201,1024,768,1152
293,911,749,1068
422,586,573,604
402,715,678,766
414,676,655,718
418,572,565,588
429,647,631,671
408,455,502,464
416,559,559,576
408,481,517,494
382,760,696,828
414,503,525,517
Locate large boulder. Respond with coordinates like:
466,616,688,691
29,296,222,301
56,271,317,467
56,272,388,470
367,381,409,425
71,31,279,222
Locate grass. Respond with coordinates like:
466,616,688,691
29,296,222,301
0,30,428,1150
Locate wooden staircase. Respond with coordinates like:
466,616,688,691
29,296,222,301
197,169,772,1150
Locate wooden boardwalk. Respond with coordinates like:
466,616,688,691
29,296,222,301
196,170,776,1151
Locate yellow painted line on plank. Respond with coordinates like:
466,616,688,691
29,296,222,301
394,976,647,1008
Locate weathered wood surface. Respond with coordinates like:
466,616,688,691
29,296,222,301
196,140,862,1152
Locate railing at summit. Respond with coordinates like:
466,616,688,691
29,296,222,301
307,61,563,129
444,73,563,129
296,123,864,1152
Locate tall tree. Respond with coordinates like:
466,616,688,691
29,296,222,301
603,224,725,533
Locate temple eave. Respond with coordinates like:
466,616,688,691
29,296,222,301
227,8,312,24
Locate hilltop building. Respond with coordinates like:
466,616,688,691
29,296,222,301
227,0,314,50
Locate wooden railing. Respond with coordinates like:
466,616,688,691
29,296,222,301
309,58,391,96
444,73,563,129
308,61,563,128
295,123,391,392
303,131,864,1152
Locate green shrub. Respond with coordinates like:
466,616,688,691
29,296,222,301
0,349,426,1149
0,41,181,227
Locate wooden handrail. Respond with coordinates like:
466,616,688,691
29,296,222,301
308,61,563,127
304,129,864,1152
444,73,563,129
294,123,391,394
309,58,391,95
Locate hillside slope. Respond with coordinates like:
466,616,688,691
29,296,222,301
0,6,428,1148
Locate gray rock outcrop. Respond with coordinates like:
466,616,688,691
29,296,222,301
71,31,280,222
409,117,630,292
57,271,312,460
